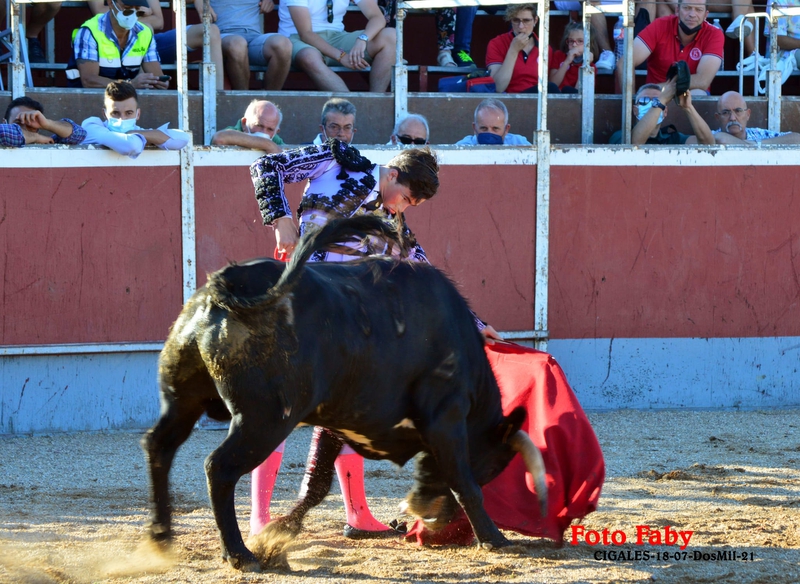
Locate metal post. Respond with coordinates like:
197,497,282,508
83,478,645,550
537,0,549,134
201,7,216,145
10,0,27,96
767,10,781,130
175,0,190,132
622,0,634,143
534,129,550,351
394,7,408,127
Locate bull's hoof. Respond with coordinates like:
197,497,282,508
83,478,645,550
224,551,262,572
247,523,295,571
343,524,403,540
477,534,511,551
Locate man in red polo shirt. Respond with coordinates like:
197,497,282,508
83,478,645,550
618,0,723,94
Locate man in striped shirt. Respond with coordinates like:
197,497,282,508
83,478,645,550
713,91,800,145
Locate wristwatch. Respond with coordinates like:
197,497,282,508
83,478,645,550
652,99,666,111
357,33,369,43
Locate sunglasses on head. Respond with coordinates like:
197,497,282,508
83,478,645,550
326,0,334,23
112,0,145,16
635,97,660,106
397,135,427,145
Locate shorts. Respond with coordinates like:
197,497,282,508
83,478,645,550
219,31,281,67
154,28,201,64
554,0,615,11
289,29,372,66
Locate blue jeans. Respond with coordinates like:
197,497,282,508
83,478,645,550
454,7,477,53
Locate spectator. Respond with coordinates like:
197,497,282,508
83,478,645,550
279,0,396,92
87,0,225,89
436,8,478,68
553,1,617,71
313,98,357,145
81,81,190,157
549,22,600,93
207,0,292,90
67,0,170,89
648,0,757,58
620,0,723,95
388,113,429,145
486,4,552,93
0,123,54,147
211,99,285,152
21,2,61,64
4,96,86,145
455,98,532,146
609,81,713,144
766,0,800,71
713,91,800,145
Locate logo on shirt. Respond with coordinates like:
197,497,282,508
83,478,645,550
690,48,702,61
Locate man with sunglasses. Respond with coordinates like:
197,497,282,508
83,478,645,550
278,0,396,92
389,114,429,146
68,0,169,89
620,0,723,95
609,79,713,145
712,91,800,145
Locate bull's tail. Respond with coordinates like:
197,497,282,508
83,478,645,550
273,215,404,295
208,216,403,312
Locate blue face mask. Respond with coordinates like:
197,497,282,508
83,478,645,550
107,117,138,133
635,101,665,124
476,132,504,145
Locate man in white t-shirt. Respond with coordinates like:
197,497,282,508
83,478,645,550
279,0,396,92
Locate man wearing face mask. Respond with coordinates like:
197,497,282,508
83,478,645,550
455,99,531,146
609,79,713,145
81,81,190,157
211,100,285,152
312,98,357,145
619,0,723,95
67,0,170,89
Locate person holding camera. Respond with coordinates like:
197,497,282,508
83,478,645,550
609,78,714,145
67,0,170,89
81,81,189,157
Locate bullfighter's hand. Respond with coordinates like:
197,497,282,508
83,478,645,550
481,324,503,345
274,216,299,259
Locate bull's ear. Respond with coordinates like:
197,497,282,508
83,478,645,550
497,406,527,444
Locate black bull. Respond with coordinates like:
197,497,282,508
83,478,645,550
142,216,547,571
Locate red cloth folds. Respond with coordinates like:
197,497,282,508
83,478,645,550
405,343,605,545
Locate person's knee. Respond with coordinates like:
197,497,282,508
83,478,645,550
223,35,248,59
295,47,325,71
374,27,396,52
264,35,292,61
209,24,221,42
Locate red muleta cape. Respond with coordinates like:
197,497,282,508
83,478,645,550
405,342,605,545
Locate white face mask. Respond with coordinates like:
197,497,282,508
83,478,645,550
107,117,138,133
635,101,665,124
112,0,139,30
246,126,272,140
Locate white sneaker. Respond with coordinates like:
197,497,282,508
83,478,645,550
437,49,456,67
595,50,616,72
726,15,754,40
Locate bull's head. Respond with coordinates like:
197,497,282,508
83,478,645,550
401,407,548,530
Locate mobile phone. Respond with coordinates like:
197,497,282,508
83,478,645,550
158,75,171,82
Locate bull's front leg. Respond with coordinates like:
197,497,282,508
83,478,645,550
421,422,509,549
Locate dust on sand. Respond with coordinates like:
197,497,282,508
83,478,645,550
1,409,798,584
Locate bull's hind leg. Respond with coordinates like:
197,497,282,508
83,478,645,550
204,415,292,572
141,386,208,544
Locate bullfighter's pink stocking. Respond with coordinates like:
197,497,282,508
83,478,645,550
249,441,285,536
334,447,390,532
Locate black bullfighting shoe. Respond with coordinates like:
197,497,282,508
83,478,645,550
343,520,407,540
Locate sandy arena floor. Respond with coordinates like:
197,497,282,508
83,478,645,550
1,409,798,584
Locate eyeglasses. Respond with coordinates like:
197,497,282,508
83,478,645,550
397,135,427,145
511,18,535,26
635,97,660,106
327,0,334,23
718,108,746,117
566,38,584,45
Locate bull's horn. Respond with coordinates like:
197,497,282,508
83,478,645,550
508,430,548,517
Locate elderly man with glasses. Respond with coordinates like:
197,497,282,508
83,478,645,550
279,0,396,92
713,91,800,145
389,114,430,146
609,80,714,145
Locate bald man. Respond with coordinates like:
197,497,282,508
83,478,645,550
388,113,429,146
212,99,285,152
713,91,800,145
